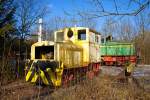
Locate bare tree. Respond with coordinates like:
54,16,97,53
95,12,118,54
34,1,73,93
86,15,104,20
134,12,150,64
16,0,49,40
43,15,97,41
101,17,137,41
119,19,136,41
101,17,115,36
79,16,97,29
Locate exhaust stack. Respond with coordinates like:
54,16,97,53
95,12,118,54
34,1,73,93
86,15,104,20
38,18,42,42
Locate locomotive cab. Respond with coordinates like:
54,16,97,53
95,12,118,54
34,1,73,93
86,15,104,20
31,41,55,61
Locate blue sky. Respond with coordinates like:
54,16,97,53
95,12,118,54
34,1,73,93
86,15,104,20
40,0,149,32
41,0,109,30
43,0,142,16
43,0,90,17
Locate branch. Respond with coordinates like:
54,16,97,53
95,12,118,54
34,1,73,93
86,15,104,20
79,0,150,18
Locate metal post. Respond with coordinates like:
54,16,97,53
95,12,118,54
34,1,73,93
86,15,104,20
38,18,42,42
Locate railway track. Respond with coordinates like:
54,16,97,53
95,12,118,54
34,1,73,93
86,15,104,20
1,66,149,100
1,75,88,99
1,80,55,100
1,67,123,99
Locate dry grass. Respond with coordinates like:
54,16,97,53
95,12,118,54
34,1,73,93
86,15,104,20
45,75,150,100
0,70,149,100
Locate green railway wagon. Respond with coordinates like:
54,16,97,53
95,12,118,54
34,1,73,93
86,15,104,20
100,42,136,65
101,42,135,56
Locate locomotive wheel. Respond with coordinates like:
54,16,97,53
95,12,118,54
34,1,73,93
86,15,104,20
93,63,100,76
62,71,69,87
62,69,74,87
87,64,94,79
87,71,94,79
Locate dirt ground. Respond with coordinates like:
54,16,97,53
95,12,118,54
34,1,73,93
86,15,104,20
100,66,124,76
132,65,150,92
1,65,150,100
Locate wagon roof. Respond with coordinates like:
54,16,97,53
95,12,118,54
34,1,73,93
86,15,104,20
102,41,134,45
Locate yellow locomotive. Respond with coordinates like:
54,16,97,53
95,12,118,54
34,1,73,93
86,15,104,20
25,27,101,87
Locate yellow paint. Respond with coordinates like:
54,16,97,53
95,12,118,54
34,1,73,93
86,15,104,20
26,63,34,82
127,63,135,73
41,54,46,59
25,70,32,81
46,62,64,86
40,70,49,85
58,42,83,68
54,27,101,66
31,41,54,60
26,60,64,86
31,72,38,83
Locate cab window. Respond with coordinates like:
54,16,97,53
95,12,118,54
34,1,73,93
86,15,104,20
78,30,86,40
57,32,64,41
35,46,54,59
95,35,99,43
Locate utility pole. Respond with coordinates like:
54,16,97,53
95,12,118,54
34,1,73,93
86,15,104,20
38,18,42,42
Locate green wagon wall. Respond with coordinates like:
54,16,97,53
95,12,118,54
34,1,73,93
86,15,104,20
101,42,135,56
